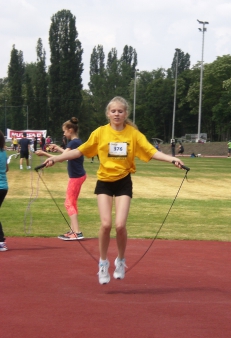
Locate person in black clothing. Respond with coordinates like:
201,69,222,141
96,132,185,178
178,142,184,155
34,136,38,152
61,135,67,149
40,136,45,151
18,132,31,170
171,139,176,157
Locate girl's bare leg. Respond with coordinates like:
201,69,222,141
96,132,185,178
97,194,113,260
115,195,131,259
69,214,80,233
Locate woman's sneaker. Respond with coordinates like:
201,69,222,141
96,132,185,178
0,242,8,251
58,231,84,241
76,232,84,239
98,260,110,284
113,257,127,279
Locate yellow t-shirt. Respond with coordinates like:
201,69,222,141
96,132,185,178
78,124,157,182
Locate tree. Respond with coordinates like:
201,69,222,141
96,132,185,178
23,42,48,131
49,9,83,137
88,45,108,125
119,45,137,99
144,76,173,141
171,49,190,77
186,56,231,140
223,77,231,106
130,69,173,141
175,69,198,137
106,48,120,97
204,55,231,140
8,45,25,130
0,78,10,133
24,73,36,129
80,89,96,139
34,38,48,129
88,45,138,127
89,45,105,78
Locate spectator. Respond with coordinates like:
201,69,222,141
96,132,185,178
227,140,231,158
155,143,161,151
12,136,18,151
40,136,45,151
18,132,31,170
61,136,67,150
46,136,51,145
45,136,52,152
178,142,184,155
171,139,176,157
34,136,38,152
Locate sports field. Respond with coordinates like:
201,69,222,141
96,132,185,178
2,153,231,338
2,153,231,241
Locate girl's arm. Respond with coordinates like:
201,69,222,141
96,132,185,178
36,144,70,158
43,148,83,167
49,144,65,153
35,150,53,158
152,151,184,168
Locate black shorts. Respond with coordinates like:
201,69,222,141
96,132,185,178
20,151,29,159
94,174,133,198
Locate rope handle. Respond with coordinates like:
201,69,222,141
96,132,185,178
172,160,190,172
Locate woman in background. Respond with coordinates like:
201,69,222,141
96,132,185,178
36,117,86,241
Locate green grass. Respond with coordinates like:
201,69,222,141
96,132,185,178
2,152,231,241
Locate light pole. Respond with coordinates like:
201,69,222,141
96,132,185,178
4,100,7,136
133,68,139,124
197,19,209,142
172,48,180,140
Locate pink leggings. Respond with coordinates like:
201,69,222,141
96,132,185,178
64,175,86,216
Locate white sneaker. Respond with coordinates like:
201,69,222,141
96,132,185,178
98,260,110,284
113,257,127,280
20,165,23,170
27,166,31,169
0,242,8,251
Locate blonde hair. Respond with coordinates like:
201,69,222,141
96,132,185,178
105,96,138,129
62,117,79,133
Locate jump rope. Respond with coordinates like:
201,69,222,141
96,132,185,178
34,160,190,274
22,147,43,234
8,148,37,234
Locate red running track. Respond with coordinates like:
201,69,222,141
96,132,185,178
1,238,231,338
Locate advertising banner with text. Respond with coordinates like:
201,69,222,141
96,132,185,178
7,129,47,140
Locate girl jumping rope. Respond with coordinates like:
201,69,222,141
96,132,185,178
42,97,185,284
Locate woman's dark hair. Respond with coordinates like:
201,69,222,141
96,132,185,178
0,130,5,151
63,117,79,133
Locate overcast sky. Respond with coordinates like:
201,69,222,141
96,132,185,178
1,0,231,89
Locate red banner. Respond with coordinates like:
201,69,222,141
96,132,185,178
7,129,47,140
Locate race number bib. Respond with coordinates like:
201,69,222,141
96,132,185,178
108,142,127,157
